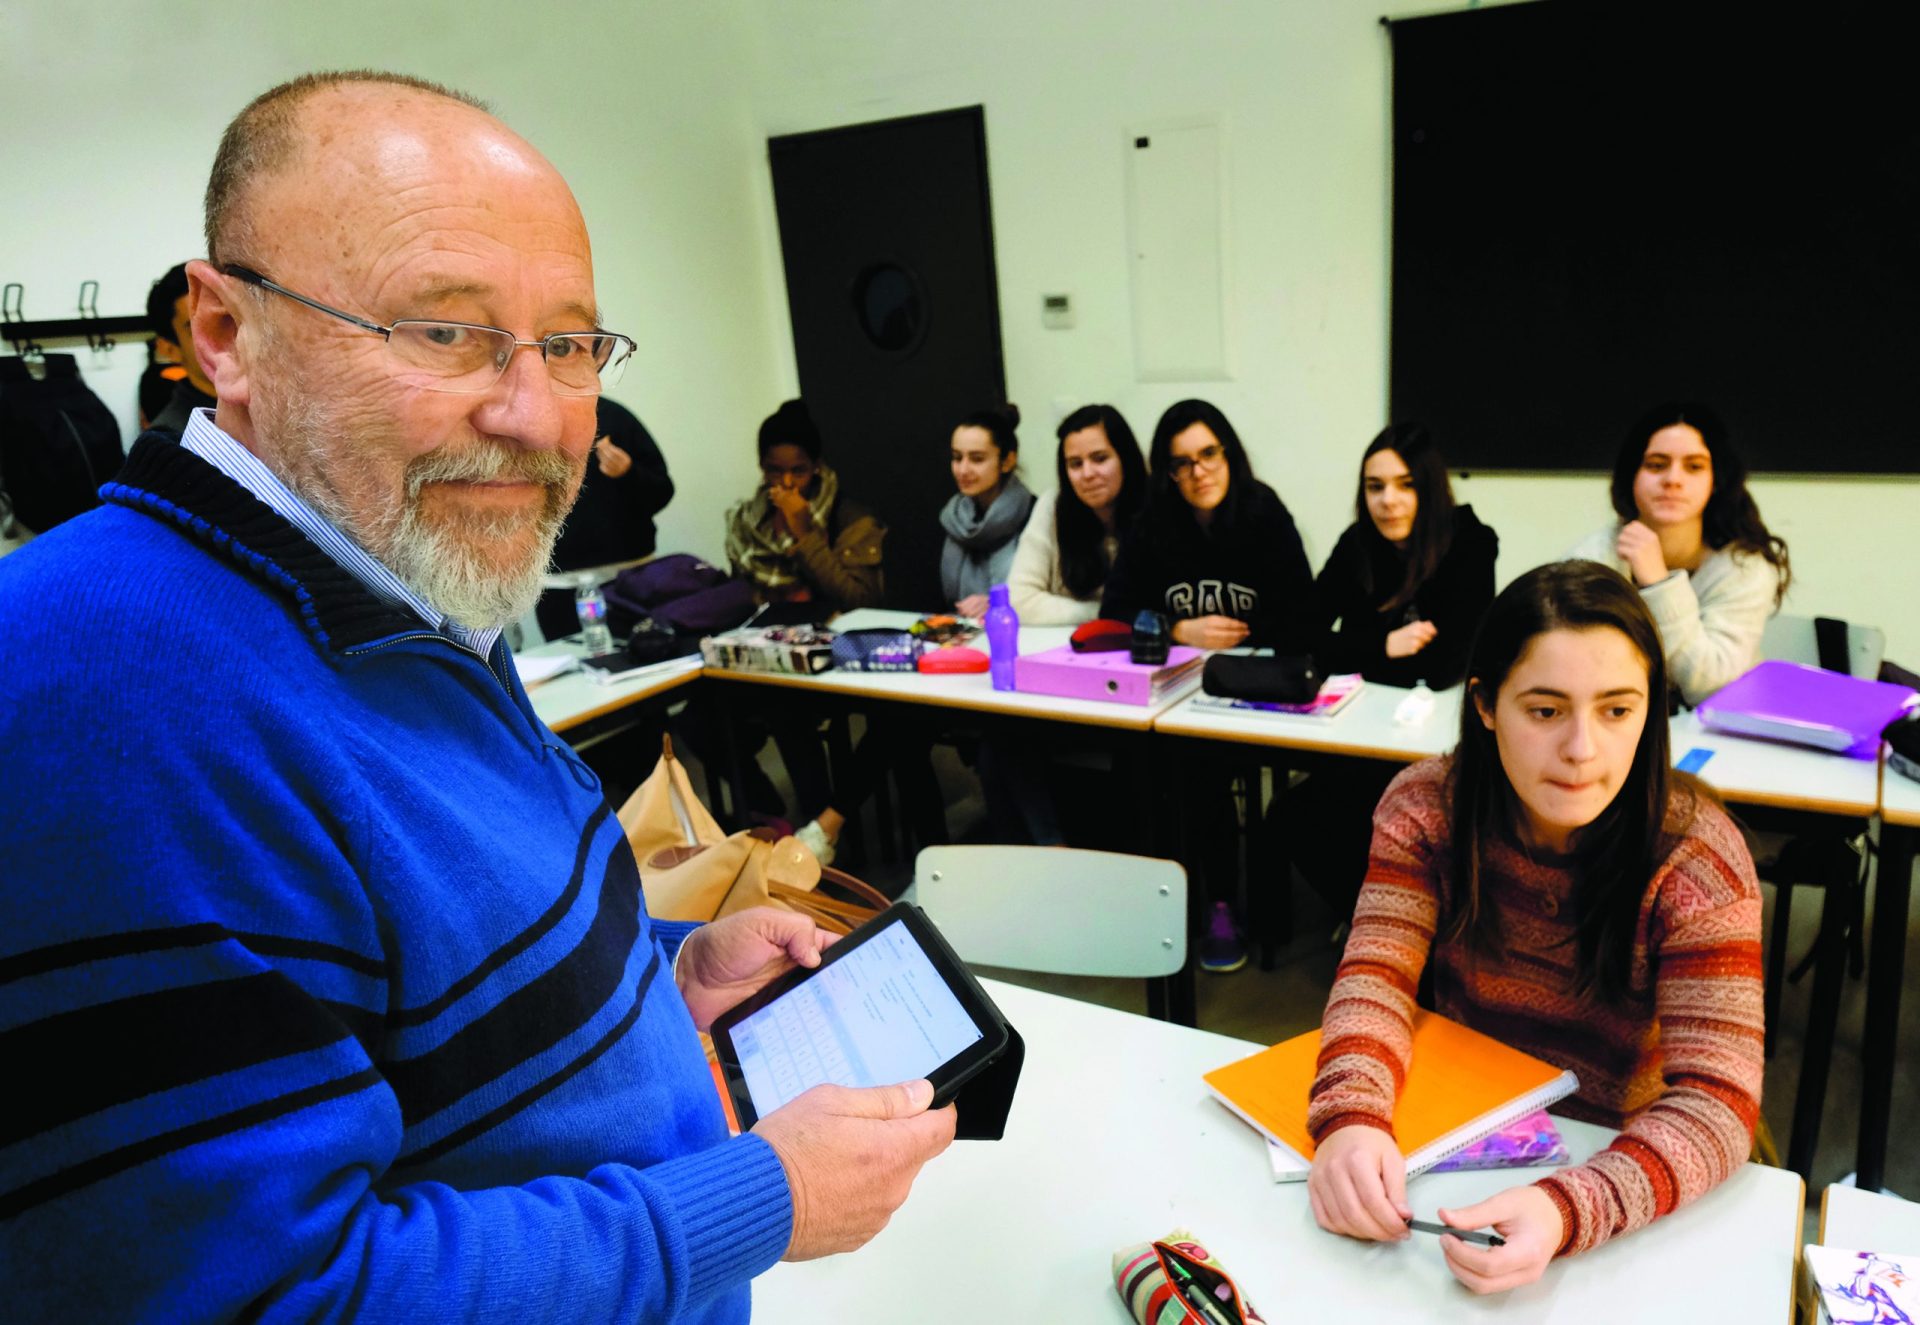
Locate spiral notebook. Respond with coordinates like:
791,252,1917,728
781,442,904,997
1202,1010,1579,1183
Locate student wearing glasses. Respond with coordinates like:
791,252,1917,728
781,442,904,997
1306,562,1762,1294
1101,399,1315,971
1566,403,1790,706
1100,399,1314,652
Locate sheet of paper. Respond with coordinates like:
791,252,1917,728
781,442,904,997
513,653,579,687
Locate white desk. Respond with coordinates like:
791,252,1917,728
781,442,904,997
758,981,1802,1322
1154,680,1461,762
703,610,1197,733
1667,711,1882,818
1821,1183,1920,1253
519,642,704,736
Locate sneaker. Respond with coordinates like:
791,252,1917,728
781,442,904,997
795,818,836,867
1199,901,1247,973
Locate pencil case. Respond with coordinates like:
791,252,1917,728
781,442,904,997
830,628,922,672
1112,1229,1265,1324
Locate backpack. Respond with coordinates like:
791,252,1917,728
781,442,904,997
0,355,125,534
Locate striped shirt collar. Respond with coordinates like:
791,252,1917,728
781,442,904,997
179,409,502,659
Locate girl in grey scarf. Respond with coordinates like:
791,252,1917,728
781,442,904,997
939,403,1035,614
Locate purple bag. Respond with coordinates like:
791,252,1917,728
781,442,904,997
604,555,756,637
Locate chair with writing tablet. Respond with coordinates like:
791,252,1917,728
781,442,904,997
909,845,1190,1026
1748,613,1886,1178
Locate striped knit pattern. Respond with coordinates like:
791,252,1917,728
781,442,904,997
1305,757,1764,1256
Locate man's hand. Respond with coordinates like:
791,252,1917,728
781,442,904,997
1615,520,1668,587
955,593,990,619
1434,1186,1564,1294
674,907,835,1032
1171,615,1251,650
756,1079,958,1260
1307,1124,1411,1242
593,434,632,478
1385,620,1438,659
768,484,813,536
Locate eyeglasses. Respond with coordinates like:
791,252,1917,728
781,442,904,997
222,264,635,397
1167,444,1226,481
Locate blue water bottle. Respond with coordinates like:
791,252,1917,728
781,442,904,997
984,583,1020,691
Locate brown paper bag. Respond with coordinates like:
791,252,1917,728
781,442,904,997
621,737,886,935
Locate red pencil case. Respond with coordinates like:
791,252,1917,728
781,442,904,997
918,646,989,674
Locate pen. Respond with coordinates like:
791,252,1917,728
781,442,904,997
1163,1254,1239,1325
1407,1217,1506,1248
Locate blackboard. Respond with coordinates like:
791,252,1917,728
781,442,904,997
1388,1,1920,474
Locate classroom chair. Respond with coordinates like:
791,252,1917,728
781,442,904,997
910,844,1191,1025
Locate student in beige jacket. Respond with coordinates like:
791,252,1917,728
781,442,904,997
1006,404,1148,625
1566,403,1790,706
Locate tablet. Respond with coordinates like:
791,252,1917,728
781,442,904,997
710,901,1012,1129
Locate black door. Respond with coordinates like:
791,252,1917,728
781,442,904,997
769,106,1006,611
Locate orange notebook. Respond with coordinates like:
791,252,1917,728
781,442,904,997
1202,1010,1578,1183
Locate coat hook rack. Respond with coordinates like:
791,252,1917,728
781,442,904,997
2,280,155,353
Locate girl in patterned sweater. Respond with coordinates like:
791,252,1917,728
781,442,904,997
1305,560,1764,1294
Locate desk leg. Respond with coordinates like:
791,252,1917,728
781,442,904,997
1154,739,1197,1028
1858,821,1915,1192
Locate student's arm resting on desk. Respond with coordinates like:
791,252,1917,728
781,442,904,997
1534,824,1764,1256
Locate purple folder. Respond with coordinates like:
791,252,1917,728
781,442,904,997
1695,660,1918,759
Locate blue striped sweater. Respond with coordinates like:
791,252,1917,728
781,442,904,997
0,435,791,1321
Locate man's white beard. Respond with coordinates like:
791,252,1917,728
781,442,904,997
270,393,576,632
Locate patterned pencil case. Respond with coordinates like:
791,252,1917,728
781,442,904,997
1112,1230,1265,1324
830,628,923,672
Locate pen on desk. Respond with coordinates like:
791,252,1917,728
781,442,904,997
1407,1218,1506,1248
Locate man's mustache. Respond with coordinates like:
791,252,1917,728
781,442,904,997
405,440,576,497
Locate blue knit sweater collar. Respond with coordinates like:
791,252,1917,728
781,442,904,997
102,432,433,656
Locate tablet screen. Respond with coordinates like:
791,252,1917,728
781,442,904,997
729,916,985,1115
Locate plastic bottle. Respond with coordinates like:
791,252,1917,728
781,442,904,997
574,574,613,655
1394,678,1436,727
983,583,1020,691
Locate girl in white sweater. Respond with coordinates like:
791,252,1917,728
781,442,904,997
1567,403,1791,705
1006,404,1148,624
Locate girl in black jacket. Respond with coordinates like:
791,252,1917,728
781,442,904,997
1312,422,1498,689
1100,400,1314,653
1286,423,1500,928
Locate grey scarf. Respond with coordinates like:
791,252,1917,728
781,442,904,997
938,476,1034,603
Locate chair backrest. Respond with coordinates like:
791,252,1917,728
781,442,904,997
911,845,1186,978
1760,613,1885,680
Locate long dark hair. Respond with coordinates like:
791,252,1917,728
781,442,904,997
1609,402,1791,605
1146,399,1257,537
1444,560,1706,1003
1355,422,1457,614
1053,404,1147,598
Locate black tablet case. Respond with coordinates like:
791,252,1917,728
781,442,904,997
949,1023,1023,1141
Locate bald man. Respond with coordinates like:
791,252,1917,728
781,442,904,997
0,72,952,1322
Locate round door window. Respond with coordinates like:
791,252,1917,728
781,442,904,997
851,263,926,353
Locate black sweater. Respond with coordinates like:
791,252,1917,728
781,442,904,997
1311,504,1498,689
1100,479,1315,654
550,398,674,570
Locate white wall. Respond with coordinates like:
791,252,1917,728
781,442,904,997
6,0,1913,659
0,0,780,566
736,0,1920,662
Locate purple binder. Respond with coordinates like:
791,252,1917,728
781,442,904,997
1695,660,1918,759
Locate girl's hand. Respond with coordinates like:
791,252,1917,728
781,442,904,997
955,594,990,619
1434,1186,1564,1295
768,484,812,535
1307,1125,1411,1242
593,434,632,478
1385,620,1438,658
1171,615,1250,650
1615,520,1668,587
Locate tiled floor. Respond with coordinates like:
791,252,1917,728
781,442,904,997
674,731,1920,1219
